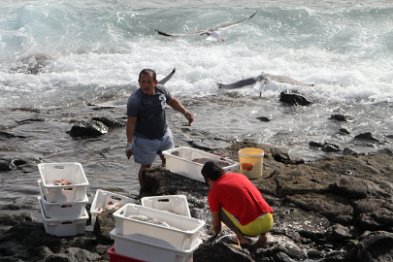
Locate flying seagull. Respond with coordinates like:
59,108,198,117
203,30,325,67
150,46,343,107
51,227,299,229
156,12,257,41
217,72,314,96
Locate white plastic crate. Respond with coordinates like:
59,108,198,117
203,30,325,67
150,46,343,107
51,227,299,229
163,147,239,183
113,204,205,250
37,196,88,237
89,189,135,229
38,162,89,203
38,180,88,219
141,195,191,218
110,229,202,262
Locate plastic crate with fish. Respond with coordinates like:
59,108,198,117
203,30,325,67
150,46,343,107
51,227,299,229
110,229,202,262
37,196,88,237
141,195,191,218
89,189,135,229
38,162,89,203
38,180,88,219
162,146,239,183
113,204,205,250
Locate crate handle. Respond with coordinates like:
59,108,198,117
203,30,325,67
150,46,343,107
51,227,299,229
53,165,65,169
110,196,122,201
158,198,170,202
61,204,72,208
61,221,73,225
63,187,73,191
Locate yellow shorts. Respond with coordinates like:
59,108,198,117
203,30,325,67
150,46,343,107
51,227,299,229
222,209,274,237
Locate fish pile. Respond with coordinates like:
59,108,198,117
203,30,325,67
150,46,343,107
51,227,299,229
128,214,179,230
192,158,231,168
95,201,121,214
53,179,72,186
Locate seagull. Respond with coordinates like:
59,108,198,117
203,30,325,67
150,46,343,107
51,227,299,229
155,12,257,42
217,73,314,96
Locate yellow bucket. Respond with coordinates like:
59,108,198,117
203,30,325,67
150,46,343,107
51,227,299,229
238,147,264,179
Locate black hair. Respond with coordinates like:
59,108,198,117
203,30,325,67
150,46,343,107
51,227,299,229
138,68,157,82
201,161,224,183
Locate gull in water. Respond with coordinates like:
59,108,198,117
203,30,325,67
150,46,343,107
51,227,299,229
155,12,256,42
217,73,314,96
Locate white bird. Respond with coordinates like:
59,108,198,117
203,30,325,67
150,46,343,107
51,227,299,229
155,12,257,42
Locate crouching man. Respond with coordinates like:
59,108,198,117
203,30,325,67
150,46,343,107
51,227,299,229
201,161,274,249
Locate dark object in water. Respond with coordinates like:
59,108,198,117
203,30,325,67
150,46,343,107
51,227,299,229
280,90,312,106
66,120,108,138
354,132,379,142
192,158,231,168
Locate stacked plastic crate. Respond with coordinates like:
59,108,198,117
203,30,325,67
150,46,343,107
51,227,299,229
37,162,89,237
108,195,205,262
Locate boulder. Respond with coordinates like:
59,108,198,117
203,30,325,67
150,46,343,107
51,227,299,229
348,231,393,262
354,132,379,142
91,117,125,128
279,90,312,106
339,128,350,135
322,143,341,153
330,114,349,122
66,121,108,138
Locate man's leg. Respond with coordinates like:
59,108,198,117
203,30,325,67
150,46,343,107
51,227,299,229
138,164,152,188
219,209,250,245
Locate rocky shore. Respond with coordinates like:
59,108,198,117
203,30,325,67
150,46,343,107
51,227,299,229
0,98,392,262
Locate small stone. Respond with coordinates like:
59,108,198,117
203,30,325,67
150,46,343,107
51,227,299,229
322,143,340,153
67,121,108,138
0,159,11,172
354,132,379,142
330,114,348,122
256,116,271,122
279,90,312,106
309,141,324,148
339,128,350,135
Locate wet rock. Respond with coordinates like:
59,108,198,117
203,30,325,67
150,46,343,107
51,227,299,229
0,159,11,172
17,53,51,75
267,234,307,260
330,114,349,122
273,251,295,262
257,116,271,122
348,231,393,262
327,224,353,241
190,139,230,151
328,177,368,199
343,148,358,156
309,141,324,148
387,134,393,139
139,167,167,196
93,210,116,240
0,131,27,139
354,132,379,142
376,148,393,156
91,117,125,128
16,118,45,125
270,148,304,165
339,128,350,135
66,121,108,138
193,242,254,262
307,249,323,259
279,90,312,106
322,143,341,153
352,198,393,231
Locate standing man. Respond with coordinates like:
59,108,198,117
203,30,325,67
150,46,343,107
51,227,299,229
201,161,274,249
126,69,193,187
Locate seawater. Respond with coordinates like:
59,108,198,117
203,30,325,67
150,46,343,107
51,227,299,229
0,0,392,107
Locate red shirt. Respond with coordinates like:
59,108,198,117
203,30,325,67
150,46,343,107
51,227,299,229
208,173,273,225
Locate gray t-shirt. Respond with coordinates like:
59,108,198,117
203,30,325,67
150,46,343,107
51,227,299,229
127,86,172,139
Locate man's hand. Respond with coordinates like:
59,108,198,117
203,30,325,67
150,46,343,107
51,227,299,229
184,111,194,126
125,143,133,159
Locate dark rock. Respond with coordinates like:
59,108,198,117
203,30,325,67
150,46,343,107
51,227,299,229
339,128,350,135
45,254,74,262
307,249,323,259
328,177,368,199
377,148,393,156
66,121,108,138
327,224,353,241
0,159,11,172
16,118,45,125
267,234,307,260
140,167,167,196
273,252,295,262
279,90,312,106
193,243,254,262
0,131,27,139
322,143,341,153
91,117,125,128
309,141,324,148
330,114,349,122
348,231,393,262
354,132,379,142
343,148,358,156
10,159,28,167
387,134,393,139
257,116,271,122
190,140,230,151
93,210,116,240
270,148,304,165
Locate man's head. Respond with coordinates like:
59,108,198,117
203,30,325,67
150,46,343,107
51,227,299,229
201,161,224,185
138,69,157,95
